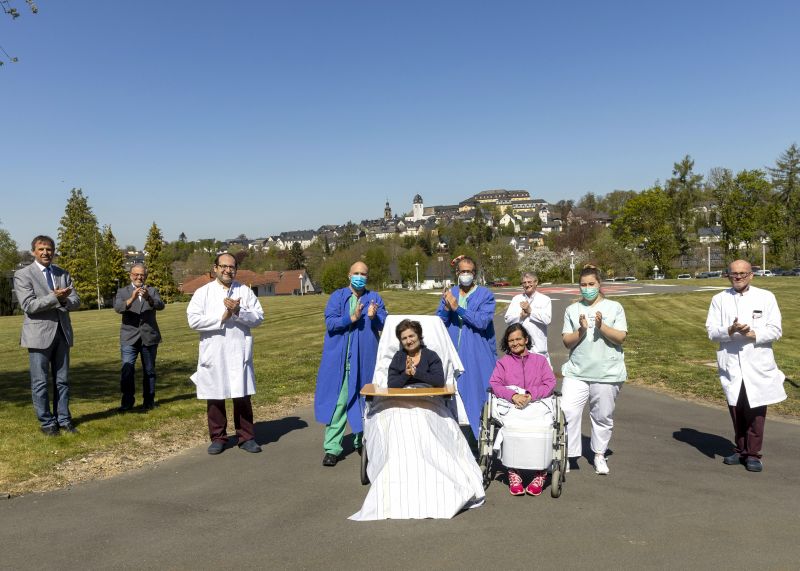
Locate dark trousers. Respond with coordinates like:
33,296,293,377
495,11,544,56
207,396,254,444
728,384,767,459
120,340,158,408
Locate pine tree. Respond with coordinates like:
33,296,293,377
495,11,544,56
98,225,128,299
287,242,306,270
0,221,19,271
143,222,178,302
57,188,100,307
666,155,704,255
768,143,800,262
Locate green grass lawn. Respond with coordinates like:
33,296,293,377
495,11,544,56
1,282,797,492
0,290,441,492
622,278,799,417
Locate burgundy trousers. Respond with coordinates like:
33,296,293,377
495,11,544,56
207,396,254,444
728,384,767,459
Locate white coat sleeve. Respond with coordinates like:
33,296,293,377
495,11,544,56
529,295,551,326
504,295,521,325
754,294,782,345
705,296,731,343
233,288,264,328
187,289,224,331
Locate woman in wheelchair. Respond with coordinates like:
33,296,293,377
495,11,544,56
387,320,445,388
489,324,556,496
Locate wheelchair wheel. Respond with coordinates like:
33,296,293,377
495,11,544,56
477,394,496,489
478,447,496,490
360,444,369,485
551,405,567,498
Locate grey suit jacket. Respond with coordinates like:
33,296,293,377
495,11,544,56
113,284,164,346
14,262,81,349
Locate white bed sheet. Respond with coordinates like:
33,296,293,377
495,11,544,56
349,316,485,521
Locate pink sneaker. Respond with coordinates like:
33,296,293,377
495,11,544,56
526,472,546,496
508,469,524,496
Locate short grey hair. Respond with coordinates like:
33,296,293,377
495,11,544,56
521,272,538,281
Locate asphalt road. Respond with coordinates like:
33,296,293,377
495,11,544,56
2,283,798,570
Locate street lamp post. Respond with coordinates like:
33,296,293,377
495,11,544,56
569,250,575,284
415,261,419,290
299,273,304,296
761,236,768,270
707,246,711,272
653,264,659,280
437,256,443,287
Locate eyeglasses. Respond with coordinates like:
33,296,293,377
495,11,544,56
728,272,751,278
216,264,237,271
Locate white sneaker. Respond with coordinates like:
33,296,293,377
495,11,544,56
594,454,609,475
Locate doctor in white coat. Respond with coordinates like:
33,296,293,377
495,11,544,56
503,271,552,362
188,253,265,455
705,259,786,472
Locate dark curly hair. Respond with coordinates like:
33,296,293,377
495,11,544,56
501,323,532,354
395,319,424,345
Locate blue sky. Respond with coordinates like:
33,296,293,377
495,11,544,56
1,0,798,249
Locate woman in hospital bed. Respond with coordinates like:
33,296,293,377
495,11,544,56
349,318,485,520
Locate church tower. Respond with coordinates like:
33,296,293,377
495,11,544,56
412,194,424,221
384,199,392,220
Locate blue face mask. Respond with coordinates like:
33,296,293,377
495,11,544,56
350,275,367,290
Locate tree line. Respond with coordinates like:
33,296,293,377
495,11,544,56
1,143,797,308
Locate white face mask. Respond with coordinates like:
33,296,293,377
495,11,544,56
458,273,474,287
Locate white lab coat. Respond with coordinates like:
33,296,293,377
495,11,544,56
503,291,552,357
705,285,786,408
187,280,264,399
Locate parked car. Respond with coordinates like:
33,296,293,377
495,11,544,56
754,269,774,277
621,276,637,282
677,273,692,279
490,280,511,287
789,268,800,276
696,272,710,278
770,268,786,276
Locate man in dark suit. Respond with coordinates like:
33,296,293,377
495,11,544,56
13,235,81,435
113,263,164,411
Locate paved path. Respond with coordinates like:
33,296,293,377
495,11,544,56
2,286,799,569
1,390,798,570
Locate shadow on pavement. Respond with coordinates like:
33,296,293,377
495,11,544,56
254,416,308,446
672,427,733,458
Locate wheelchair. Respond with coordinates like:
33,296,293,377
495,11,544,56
477,389,567,498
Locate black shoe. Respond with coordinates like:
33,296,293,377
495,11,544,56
723,453,744,465
207,441,225,455
40,425,60,437
118,404,134,413
60,423,79,434
142,402,157,411
239,439,262,453
322,453,339,467
745,458,763,472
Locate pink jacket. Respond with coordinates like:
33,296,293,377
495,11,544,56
489,351,556,402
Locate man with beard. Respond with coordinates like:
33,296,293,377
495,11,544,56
187,253,265,455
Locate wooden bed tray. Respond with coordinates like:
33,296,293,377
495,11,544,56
360,383,456,397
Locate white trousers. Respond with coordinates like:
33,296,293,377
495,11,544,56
561,377,622,458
